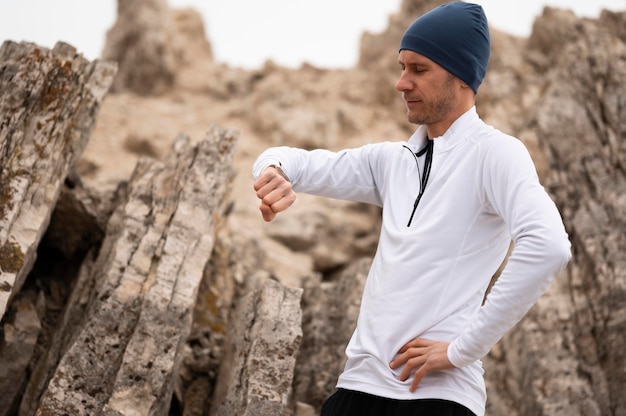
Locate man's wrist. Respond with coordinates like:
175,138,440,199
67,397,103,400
267,164,290,182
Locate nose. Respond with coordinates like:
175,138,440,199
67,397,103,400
396,71,411,92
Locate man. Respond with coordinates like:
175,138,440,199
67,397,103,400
252,2,571,415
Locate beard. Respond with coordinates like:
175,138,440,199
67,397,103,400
406,74,458,126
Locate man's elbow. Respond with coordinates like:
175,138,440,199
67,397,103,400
546,231,572,271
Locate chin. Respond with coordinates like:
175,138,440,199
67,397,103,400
407,115,423,125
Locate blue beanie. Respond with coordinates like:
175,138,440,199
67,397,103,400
399,2,490,93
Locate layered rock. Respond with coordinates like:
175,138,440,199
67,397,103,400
210,275,303,416
292,258,371,413
28,128,236,415
0,41,116,414
0,41,116,320
483,8,626,416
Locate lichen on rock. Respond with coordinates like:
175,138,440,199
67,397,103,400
0,240,25,274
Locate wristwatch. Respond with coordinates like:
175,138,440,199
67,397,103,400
267,164,290,182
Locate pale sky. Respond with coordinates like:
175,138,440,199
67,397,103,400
0,0,624,69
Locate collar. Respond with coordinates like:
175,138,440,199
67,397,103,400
407,106,482,154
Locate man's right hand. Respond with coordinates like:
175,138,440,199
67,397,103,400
253,166,296,222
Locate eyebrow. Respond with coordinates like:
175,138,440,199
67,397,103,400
398,59,429,68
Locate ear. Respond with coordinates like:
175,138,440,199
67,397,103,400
459,80,478,97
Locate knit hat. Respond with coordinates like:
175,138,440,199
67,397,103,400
399,1,490,93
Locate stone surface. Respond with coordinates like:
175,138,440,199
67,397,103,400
482,7,626,416
293,258,371,413
210,274,303,416
102,0,213,95
28,128,237,415
0,290,42,416
0,40,116,325
102,0,177,95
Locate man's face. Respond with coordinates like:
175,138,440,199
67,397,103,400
396,50,461,127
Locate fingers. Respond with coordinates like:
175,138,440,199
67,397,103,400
391,347,427,381
389,338,433,369
389,338,453,392
253,168,296,221
410,367,427,392
259,203,276,222
253,168,277,194
397,338,435,353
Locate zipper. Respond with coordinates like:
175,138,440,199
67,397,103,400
402,140,433,227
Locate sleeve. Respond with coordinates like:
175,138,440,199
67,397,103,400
447,136,571,367
252,145,386,206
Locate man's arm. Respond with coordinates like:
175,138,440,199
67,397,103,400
448,137,571,367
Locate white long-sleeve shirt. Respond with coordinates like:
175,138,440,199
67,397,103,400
252,107,571,416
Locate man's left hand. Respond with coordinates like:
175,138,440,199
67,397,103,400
389,338,455,392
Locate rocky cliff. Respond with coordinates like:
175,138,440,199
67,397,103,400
0,0,624,415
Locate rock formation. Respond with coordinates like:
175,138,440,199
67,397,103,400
102,0,213,96
211,276,303,416
0,41,117,414
0,41,116,319
0,0,624,415
31,128,236,415
482,7,626,415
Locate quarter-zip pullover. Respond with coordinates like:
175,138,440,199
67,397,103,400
252,107,571,416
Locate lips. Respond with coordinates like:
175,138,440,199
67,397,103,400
404,95,420,105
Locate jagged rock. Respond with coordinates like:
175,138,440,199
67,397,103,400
0,290,43,415
292,257,371,413
102,0,213,96
527,7,581,64
0,40,116,323
42,175,121,259
102,0,177,95
25,127,237,415
12,178,125,416
172,8,214,66
173,229,265,414
210,274,303,416
483,8,626,416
